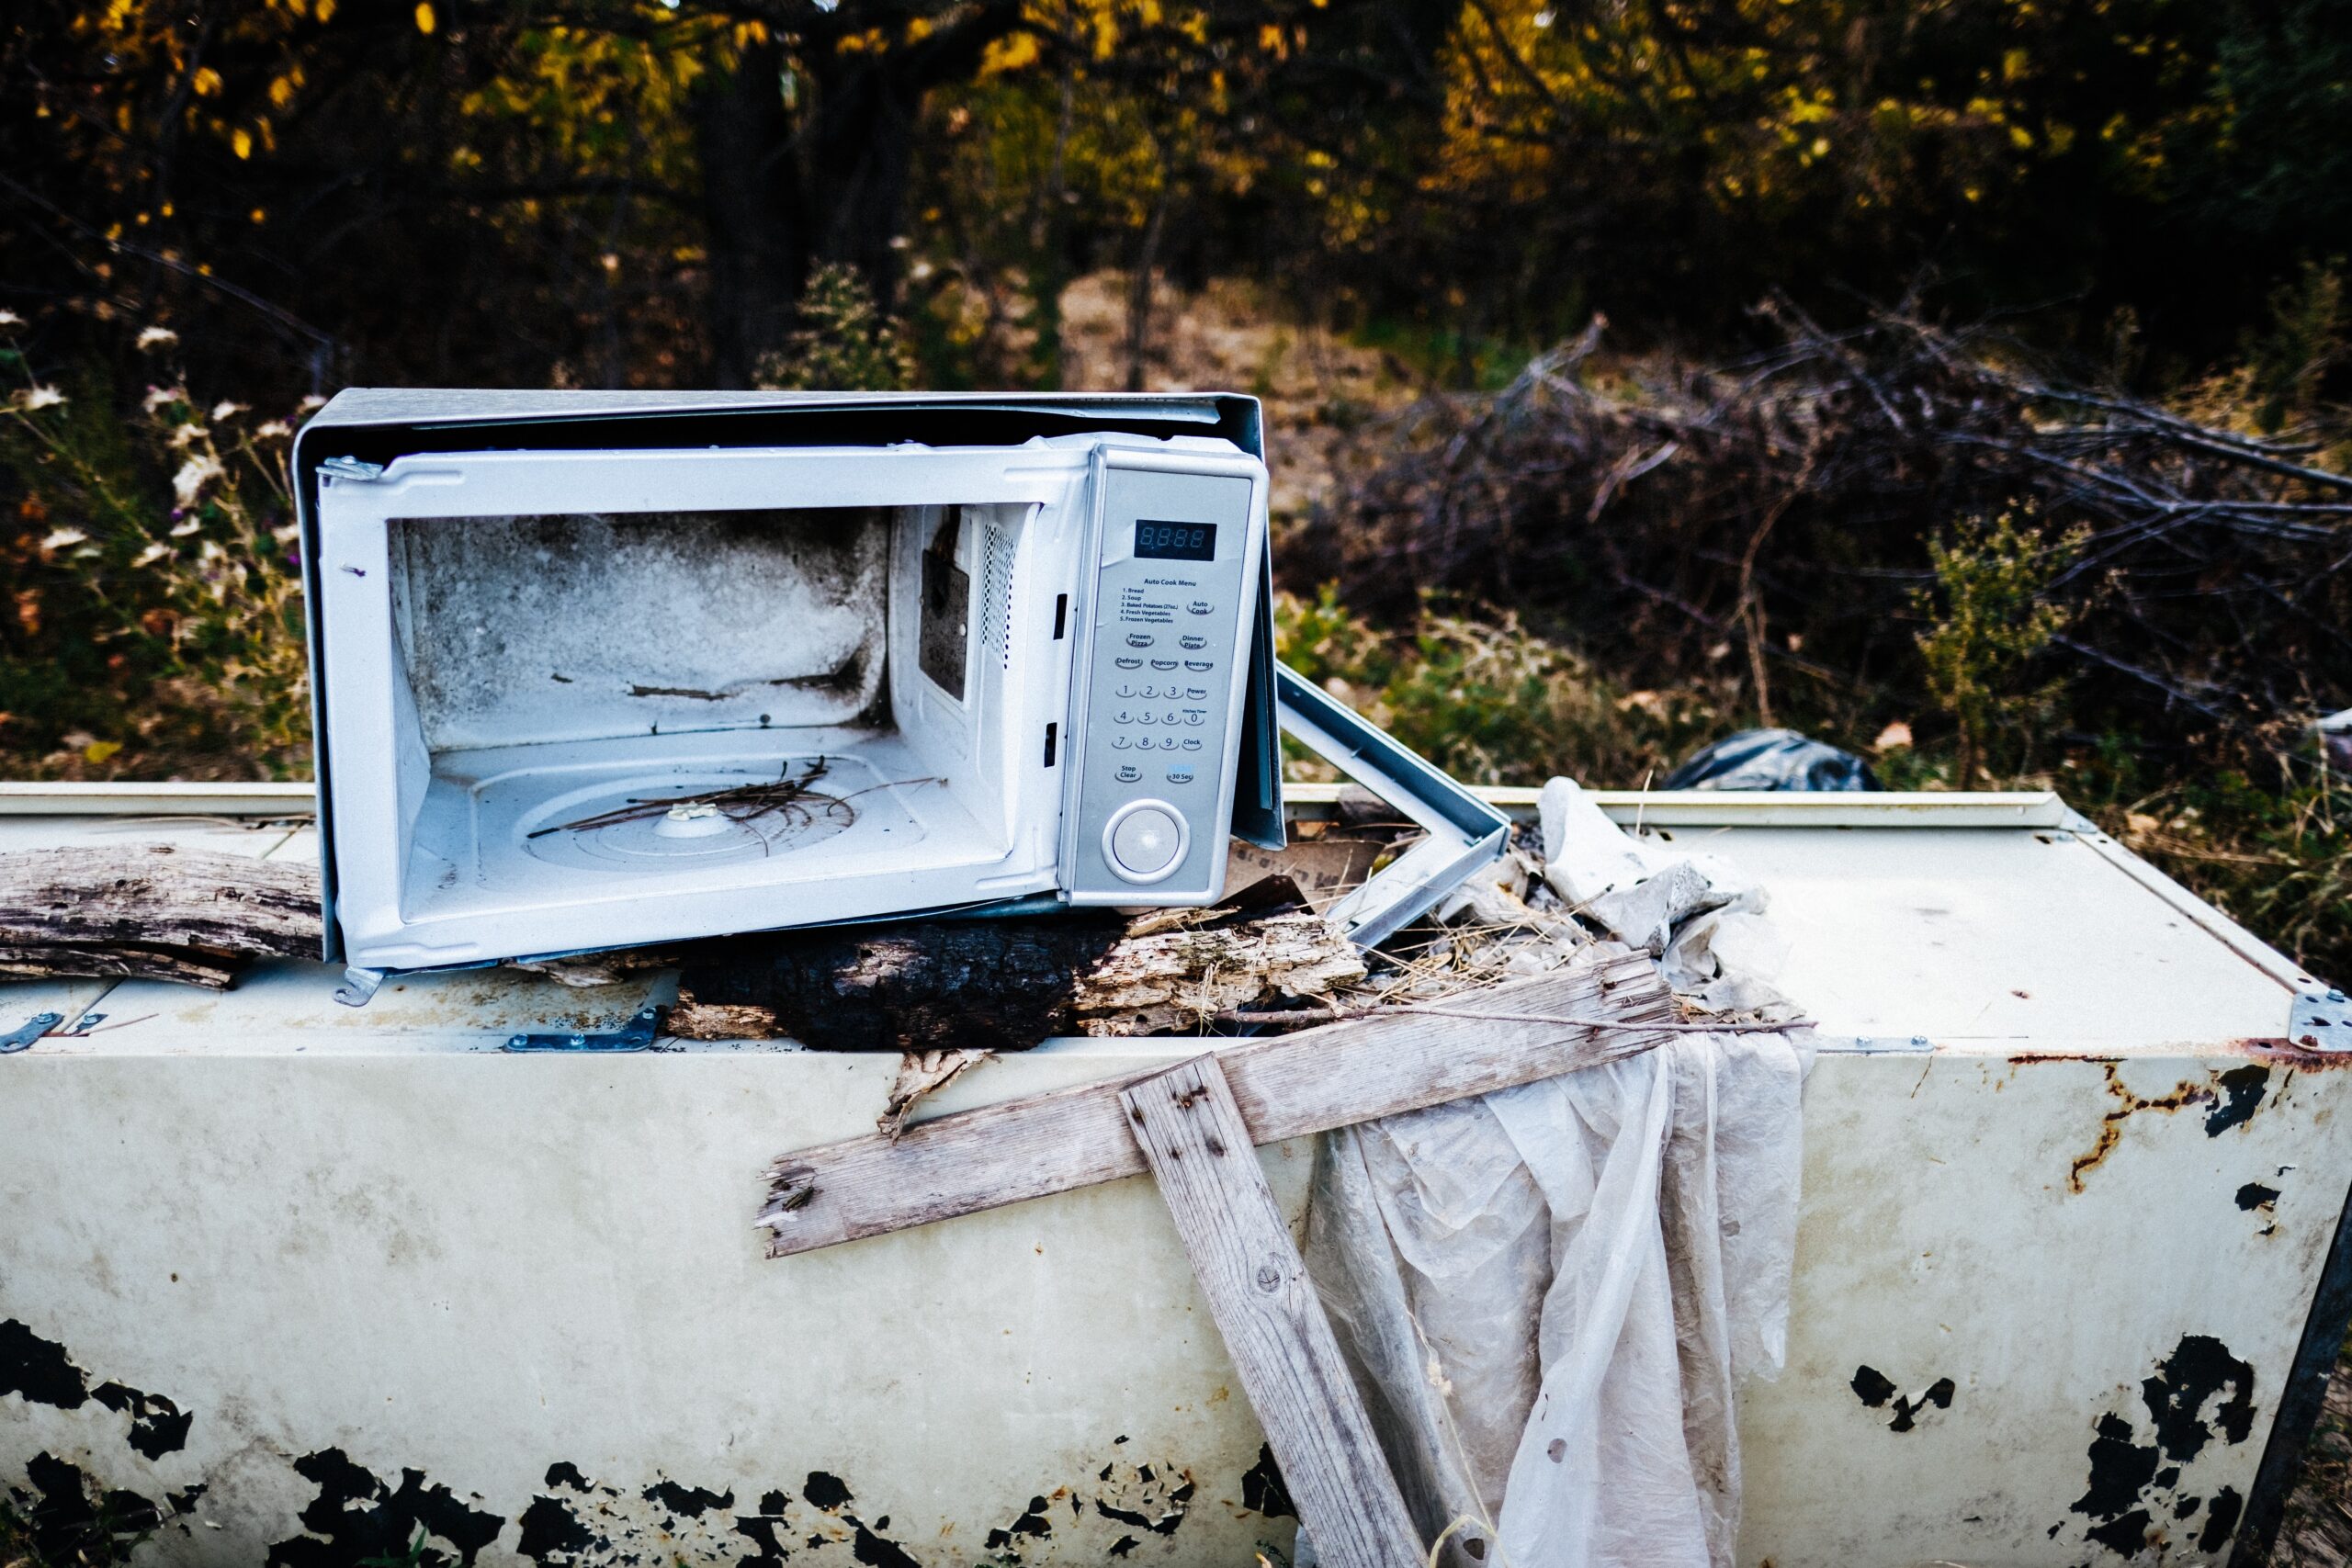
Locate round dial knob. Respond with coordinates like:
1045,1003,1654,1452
1103,799,1190,885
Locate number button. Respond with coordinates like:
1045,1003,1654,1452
1111,737,1131,750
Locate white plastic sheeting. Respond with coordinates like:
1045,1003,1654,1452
1305,778,1809,1568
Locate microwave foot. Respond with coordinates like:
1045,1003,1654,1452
334,966,388,1008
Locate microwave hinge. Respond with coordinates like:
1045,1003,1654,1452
503,1007,662,1054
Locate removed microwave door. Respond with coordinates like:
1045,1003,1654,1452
1273,661,1512,949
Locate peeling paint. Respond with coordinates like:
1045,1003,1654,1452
1240,1444,1295,1519
268,1448,504,1568
2064,1333,2258,1556
0,1317,195,1462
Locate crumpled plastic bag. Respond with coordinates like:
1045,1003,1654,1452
1306,1032,1805,1568
1660,728,1880,792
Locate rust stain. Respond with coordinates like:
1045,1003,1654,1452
2068,1064,2218,1192
2233,1038,2352,1069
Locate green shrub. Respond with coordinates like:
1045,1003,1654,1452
753,265,916,393
1274,586,1714,786
0,325,309,779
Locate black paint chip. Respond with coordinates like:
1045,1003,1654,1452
0,1318,91,1409
2142,1334,2256,1461
802,1470,853,1512
2199,1485,2244,1551
2236,1182,2281,1212
2086,1506,2154,1555
2207,1066,2270,1136
1849,1366,1897,1409
515,1495,595,1561
850,1521,922,1568
544,1462,590,1492
641,1478,734,1518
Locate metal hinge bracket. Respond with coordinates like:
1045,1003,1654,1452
2293,984,2352,1052
2,1012,62,1054
503,1007,662,1053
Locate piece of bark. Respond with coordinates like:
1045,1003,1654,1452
0,845,321,957
878,1048,992,1139
0,941,243,988
1073,912,1366,1035
666,998,788,1040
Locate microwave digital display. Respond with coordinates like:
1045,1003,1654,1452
1135,519,1217,561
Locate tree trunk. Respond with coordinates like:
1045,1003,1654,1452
695,35,805,388
803,50,922,314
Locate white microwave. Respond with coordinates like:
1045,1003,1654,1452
297,390,1508,1000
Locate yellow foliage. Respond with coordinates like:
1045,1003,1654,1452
413,2,435,35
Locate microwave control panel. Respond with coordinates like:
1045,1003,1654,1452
1065,461,1263,903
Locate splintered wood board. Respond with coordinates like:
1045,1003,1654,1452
760,943,1675,1256
1122,1054,1425,1568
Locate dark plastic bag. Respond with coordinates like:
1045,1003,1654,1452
1660,728,1881,792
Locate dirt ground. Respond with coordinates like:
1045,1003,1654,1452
2271,1342,2352,1566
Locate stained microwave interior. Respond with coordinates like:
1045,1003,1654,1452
378,502,1022,924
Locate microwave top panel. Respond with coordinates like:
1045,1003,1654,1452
292,389,1284,964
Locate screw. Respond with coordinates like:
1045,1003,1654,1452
569,1033,586,1047
2329,989,2347,1004
507,1035,526,1048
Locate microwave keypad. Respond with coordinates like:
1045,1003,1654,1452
1069,466,1258,897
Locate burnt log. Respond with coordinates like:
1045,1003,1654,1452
673,913,1133,1051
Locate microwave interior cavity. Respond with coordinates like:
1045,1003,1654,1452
390,501,1016,884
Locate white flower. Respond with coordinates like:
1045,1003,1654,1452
136,326,180,351
255,420,292,439
298,394,328,412
142,385,186,412
40,527,88,551
170,517,202,536
15,385,66,412
272,523,300,544
172,452,225,506
209,400,248,422
167,421,209,449
132,541,172,567
0,310,23,328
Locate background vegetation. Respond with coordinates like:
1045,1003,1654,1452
2,0,2347,980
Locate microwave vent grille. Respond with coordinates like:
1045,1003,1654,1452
980,519,1014,671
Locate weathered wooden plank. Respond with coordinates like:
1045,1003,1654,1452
0,845,321,957
759,943,1675,1256
1123,1055,1424,1568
